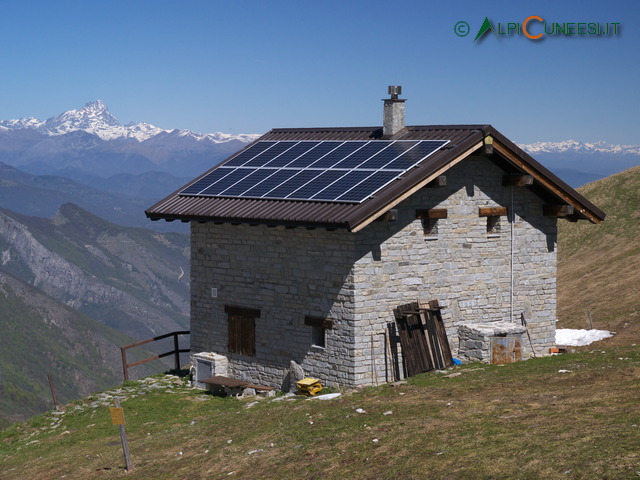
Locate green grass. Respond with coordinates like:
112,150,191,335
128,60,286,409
2,346,639,479
557,166,640,343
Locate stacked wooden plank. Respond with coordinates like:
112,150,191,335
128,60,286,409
393,300,453,377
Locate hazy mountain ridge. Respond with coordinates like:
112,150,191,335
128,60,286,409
0,203,190,340
0,269,137,427
0,162,188,231
519,140,640,182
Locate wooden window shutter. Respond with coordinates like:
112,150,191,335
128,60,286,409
226,306,259,356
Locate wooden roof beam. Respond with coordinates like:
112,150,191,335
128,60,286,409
426,175,447,188
375,209,398,222
502,174,534,187
416,208,448,219
543,205,575,217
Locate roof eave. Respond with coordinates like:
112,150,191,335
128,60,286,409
145,211,349,230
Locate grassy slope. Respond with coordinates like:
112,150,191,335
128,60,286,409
557,165,640,345
1,347,639,480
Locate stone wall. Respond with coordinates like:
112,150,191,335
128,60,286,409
190,154,558,389
190,223,359,388
349,155,557,385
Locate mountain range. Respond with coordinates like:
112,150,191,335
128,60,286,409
0,101,637,184
0,100,259,179
518,140,640,186
0,269,135,427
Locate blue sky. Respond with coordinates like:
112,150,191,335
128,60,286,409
0,1,638,144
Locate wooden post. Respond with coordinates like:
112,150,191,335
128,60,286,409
520,313,537,358
47,374,59,410
587,310,594,329
121,347,129,382
371,335,378,387
112,397,132,471
173,333,180,371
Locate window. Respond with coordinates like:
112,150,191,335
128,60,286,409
479,207,507,236
311,325,325,348
225,305,260,356
305,316,334,349
486,215,501,234
416,209,447,239
422,217,439,236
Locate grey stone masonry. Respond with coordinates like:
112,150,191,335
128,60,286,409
458,322,527,363
190,222,359,389
189,154,558,389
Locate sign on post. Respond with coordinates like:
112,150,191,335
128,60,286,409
109,407,125,425
110,397,133,471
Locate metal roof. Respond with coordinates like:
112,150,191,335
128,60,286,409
146,125,605,231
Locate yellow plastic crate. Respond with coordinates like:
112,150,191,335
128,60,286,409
296,377,322,396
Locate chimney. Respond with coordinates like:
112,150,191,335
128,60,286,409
383,85,406,136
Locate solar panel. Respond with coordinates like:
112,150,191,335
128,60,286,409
180,139,449,203
286,141,342,168
224,141,276,167
244,142,299,167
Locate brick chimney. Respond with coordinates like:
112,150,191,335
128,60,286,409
383,85,405,136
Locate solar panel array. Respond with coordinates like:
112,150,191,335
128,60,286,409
179,139,449,203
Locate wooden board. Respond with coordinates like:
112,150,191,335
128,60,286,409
200,376,276,391
394,302,433,377
393,300,453,378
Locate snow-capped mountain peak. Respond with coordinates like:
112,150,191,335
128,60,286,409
0,101,260,144
41,100,121,137
519,140,640,156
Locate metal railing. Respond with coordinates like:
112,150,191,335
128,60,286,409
120,331,190,381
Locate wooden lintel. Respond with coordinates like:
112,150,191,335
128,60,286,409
375,209,398,222
426,175,447,188
416,208,448,220
544,205,575,217
502,174,534,187
304,316,335,329
225,305,261,318
479,206,508,217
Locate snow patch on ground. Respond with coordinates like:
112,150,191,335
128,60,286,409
556,329,613,346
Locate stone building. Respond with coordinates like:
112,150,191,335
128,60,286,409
146,89,604,389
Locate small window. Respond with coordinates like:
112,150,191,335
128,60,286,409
305,316,334,349
422,218,439,236
416,209,447,238
479,207,507,236
311,325,325,348
486,215,501,234
225,306,260,356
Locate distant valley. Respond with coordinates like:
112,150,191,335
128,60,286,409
0,269,135,427
0,203,190,426
0,203,189,340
